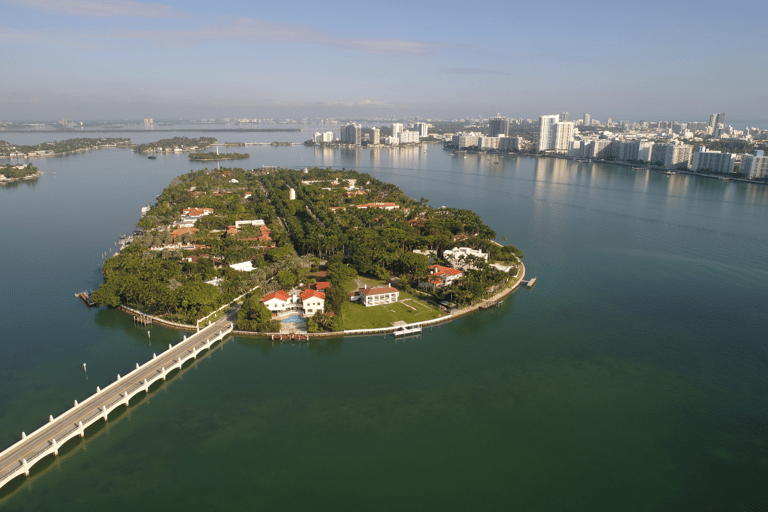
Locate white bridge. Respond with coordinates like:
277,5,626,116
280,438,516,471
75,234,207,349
0,316,234,491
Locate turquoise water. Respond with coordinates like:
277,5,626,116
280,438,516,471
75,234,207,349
1,140,767,510
281,315,306,324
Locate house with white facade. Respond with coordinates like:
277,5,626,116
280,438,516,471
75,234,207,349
299,289,325,316
443,247,489,270
350,284,399,307
419,265,464,290
262,289,325,317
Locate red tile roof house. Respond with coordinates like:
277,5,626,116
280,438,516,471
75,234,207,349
262,289,325,317
313,281,331,291
171,227,198,240
182,207,214,218
349,284,400,307
299,289,326,316
418,265,464,290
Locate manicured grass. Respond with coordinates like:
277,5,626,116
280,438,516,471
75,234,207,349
342,295,444,330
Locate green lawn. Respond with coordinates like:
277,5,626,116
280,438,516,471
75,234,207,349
341,285,444,330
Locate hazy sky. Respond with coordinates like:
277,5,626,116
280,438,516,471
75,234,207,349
1,0,766,121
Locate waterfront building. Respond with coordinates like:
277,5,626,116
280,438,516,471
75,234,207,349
392,123,403,139
499,136,522,152
371,127,380,145
399,130,420,144
477,136,500,150
538,115,573,153
452,132,481,149
537,115,559,152
554,122,575,152
652,143,693,169
740,150,768,179
489,115,509,137
418,265,464,290
443,247,489,270
618,141,654,162
350,284,399,307
415,123,429,137
584,113,591,127
340,123,361,145
691,147,736,173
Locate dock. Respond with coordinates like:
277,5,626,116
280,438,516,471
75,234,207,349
393,325,422,337
0,316,234,491
525,277,537,289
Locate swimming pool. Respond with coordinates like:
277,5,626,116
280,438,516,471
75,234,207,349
281,314,306,324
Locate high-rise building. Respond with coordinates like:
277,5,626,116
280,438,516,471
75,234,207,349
691,146,736,173
560,112,569,122
652,143,693,169
584,113,591,127
371,127,380,145
740,150,768,178
340,123,361,145
553,122,574,152
415,123,429,137
537,115,559,152
489,115,509,137
709,113,726,128
392,123,403,139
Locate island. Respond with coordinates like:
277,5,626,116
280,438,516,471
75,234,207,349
91,167,525,336
0,138,130,158
0,163,42,184
189,152,250,161
132,137,216,154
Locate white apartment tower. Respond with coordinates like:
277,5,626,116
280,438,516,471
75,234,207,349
392,123,403,139
537,115,559,152
584,113,591,127
538,115,573,153
371,127,380,145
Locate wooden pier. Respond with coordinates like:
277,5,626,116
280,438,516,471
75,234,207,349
525,277,537,288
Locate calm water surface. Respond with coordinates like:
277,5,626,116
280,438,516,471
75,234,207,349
1,139,767,511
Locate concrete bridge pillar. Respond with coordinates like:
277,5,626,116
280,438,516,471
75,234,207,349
161,367,167,380
97,386,101,393
192,346,197,359
123,392,130,407
49,415,54,423
78,421,84,438
153,353,157,359
74,400,78,407
136,363,140,370
101,406,109,422
143,378,149,393
22,432,26,439
22,458,29,477
51,438,58,456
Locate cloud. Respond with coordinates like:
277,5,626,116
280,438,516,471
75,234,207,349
442,67,506,75
0,0,188,18
112,16,441,56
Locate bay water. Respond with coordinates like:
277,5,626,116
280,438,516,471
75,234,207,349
1,133,767,511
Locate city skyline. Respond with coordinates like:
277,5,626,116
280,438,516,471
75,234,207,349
1,0,766,121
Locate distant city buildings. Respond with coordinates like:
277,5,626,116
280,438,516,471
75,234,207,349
691,146,735,174
340,123,361,145
489,115,509,137
537,115,574,153
740,150,768,178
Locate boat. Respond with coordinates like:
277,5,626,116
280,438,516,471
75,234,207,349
75,291,96,307
148,156,157,160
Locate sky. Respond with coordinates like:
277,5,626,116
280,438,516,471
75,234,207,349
1,0,766,121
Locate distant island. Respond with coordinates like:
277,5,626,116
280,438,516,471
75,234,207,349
132,137,216,154
91,167,524,335
0,138,130,158
0,163,42,184
189,152,249,161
